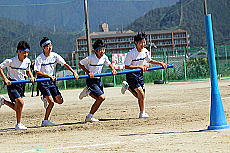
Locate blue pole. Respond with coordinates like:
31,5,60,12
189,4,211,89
205,14,230,130
10,64,174,84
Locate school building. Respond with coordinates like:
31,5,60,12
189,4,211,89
74,23,190,62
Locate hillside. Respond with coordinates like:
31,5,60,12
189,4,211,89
0,0,180,58
127,0,230,46
0,0,179,32
0,17,78,57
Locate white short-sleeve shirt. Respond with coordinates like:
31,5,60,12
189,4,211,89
34,52,66,76
0,56,31,80
80,54,111,75
124,47,152,66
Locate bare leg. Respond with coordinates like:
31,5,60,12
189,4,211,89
15,98,24,123
128,88,138,98
44,96,54,120
134,87,145,112
89,93,105,114
43,95,63,120
54,95,63,104
4,98,24,123
4,99,16,110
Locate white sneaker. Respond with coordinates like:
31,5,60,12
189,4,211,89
79,87,90,100
41,96,48,109
121,81,129,94
41,120,56,127
85,116,99,122
139,112,149,118
0,95,5,108
15,123,27,130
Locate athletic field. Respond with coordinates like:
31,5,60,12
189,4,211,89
0,79,229,153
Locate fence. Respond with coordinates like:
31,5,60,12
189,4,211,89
0,44,230,94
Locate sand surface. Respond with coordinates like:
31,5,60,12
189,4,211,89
0,79,229,153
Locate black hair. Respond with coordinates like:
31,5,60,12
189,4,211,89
93,39,105,50
40,37,51,47
134,32,147,43
17,40,30,51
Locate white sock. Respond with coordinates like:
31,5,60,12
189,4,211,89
87,113,93,118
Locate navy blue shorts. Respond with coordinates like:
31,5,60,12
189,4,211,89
7,79,25,102
37,80,61,98
126,71,145,92
86,78,104,97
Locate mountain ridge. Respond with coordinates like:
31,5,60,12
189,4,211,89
0,0,179,32
127,0,230,46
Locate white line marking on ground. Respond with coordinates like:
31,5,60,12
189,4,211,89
21,142,123,153
21,132,181,153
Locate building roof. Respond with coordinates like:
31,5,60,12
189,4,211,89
77,30,135,40
76,29,187,40
145,29,187,35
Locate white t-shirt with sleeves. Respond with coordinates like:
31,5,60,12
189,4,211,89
34,52,66,76
124,47,152,66
80,54,111,74
0,56,31,80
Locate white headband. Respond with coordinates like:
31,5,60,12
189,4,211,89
41,40,51,47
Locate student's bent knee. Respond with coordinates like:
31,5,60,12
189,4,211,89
137,92,145,101
138,96,145,101
18,101,24,108
56,99,63,104
98,95,105,101
16,98,24,107
49,102,55,107
55,96,63,104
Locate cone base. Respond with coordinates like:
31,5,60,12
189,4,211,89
207,125,230,130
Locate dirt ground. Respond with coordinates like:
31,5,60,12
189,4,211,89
0,79,230,153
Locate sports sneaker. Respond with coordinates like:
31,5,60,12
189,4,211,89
139,112,149,118
79,87,90,100
85,116,99,122
41,120,56,127
15,123,27,130
41,96,48,109
121,81,129,94
0,95,5,108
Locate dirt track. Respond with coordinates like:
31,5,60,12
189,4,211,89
0,79,230,153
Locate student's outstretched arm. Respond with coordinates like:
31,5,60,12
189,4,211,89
125,65,148,72
78,63,94,78
64,64,79,79
149,60,168,69
36,71,57,82
26,70,35,83
109,64,117,75
0,68,11,85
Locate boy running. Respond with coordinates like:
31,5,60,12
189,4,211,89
0,41,35,130
121,33,167,118
34,37,79,127
78,39,117,122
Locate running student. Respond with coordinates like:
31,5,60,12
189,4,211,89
34,37,79,127
121,33,167,118
0,41,35,130
78,39,117,122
